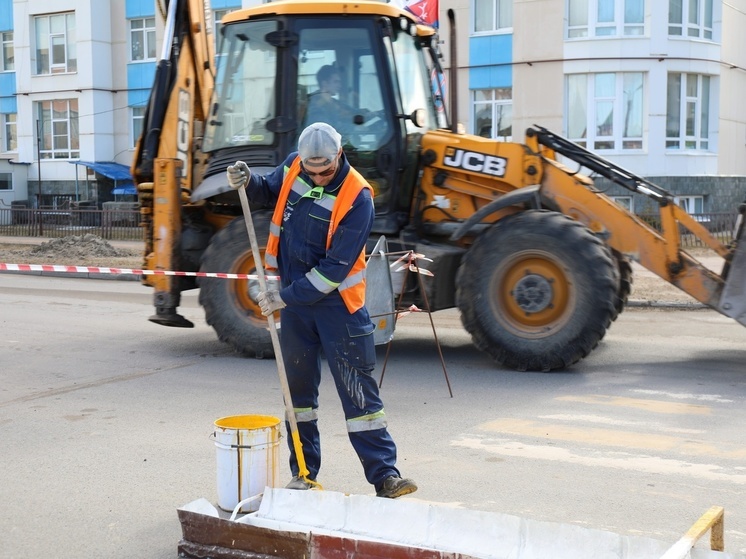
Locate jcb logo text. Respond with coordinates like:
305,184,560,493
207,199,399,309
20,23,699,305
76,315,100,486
443,148,507,177
176,89,190,179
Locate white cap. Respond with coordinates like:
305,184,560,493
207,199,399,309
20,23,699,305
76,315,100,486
298,122,341,166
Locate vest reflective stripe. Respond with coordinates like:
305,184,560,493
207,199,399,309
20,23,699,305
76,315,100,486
338,269,365,292
288,179,336,213
265,221,283,269
289,179,308,198
286,407,318,423
346,410,388,433
266,157,373,314
314,194,336,213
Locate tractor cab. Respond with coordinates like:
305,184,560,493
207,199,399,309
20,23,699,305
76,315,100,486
197,2,446,234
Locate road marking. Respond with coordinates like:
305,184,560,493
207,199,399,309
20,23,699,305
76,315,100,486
631,389,734,403
477,418,746,459
539,414,705,435
452,437,746,484
556,395,711,415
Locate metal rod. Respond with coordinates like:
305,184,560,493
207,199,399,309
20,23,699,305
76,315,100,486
236,185,311,480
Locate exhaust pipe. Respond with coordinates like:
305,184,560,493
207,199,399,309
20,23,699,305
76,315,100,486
448,9,458,134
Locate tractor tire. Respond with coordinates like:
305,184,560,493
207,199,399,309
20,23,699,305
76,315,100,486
611,249,633,320
456,210,618,371
198,214,274,359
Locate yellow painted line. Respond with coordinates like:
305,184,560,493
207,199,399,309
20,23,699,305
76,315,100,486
556,394,711,415
478,418,746,459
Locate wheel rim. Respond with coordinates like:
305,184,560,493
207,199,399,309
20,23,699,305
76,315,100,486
491,250,574,337
230,249,276,321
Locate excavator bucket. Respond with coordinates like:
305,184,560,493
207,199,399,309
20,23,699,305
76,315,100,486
717,211,746,326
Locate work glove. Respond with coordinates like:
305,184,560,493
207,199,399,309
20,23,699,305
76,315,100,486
257,289,286,316
227,161,251,190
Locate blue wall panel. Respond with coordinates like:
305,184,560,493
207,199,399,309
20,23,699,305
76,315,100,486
126,1,242,20
0,72,16,112
0,0,12,31
469,34,513,89
127,62,156,106
126,0,156,19
211,0,242,9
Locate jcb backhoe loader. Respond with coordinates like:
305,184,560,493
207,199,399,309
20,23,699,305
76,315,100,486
132,0,746,372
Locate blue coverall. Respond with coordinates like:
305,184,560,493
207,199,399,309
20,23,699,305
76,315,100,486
247,152,401,492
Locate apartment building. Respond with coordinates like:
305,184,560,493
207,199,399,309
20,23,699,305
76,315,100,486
454,0,746,213
1,0,745,216
0,0,245,210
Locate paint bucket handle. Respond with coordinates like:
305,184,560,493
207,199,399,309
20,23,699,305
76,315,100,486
210,431,282,449
229,493,264,521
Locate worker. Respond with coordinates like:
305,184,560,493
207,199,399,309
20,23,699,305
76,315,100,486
226,122,417,499
305,65,362,136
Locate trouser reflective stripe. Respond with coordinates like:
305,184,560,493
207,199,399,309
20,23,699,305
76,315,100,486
347,410,388,433
281,305,400,485
286,407,318,423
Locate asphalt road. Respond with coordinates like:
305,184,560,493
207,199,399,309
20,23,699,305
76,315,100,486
1,274,745,558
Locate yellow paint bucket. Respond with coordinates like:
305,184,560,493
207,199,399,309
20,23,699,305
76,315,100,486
213,415,281,513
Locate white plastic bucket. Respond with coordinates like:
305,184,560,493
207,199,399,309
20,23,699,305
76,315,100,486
213,414,281,513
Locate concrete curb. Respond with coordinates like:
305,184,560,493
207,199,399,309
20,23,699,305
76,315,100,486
0,269,141,281
626,299,708,310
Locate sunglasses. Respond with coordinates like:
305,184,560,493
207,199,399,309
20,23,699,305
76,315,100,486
301,162,337,178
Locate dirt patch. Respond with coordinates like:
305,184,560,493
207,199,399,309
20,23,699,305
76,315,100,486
628,272,701,305
0,235,142,268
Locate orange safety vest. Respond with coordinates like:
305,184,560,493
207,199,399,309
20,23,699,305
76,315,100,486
265,156,373,314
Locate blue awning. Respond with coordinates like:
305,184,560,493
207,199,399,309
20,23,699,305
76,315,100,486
70,161,134,182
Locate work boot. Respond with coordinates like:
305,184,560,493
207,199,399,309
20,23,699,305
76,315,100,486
285,476,314,490
376,475,418,499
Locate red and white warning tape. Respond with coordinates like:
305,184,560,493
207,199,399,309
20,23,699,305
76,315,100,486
0,262,279,280
1,249,436,280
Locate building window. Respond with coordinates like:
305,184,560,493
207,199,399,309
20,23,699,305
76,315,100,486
675,195,704,214
4,113,16,152
567,72,644,150
214,9,233,53
473,88,512,140
131,106,145,147
0,172,11,190
474,0,513,33
568,0,644,38
215,9,231,38
37,99,79,159
2,32,13,71
35,13,76,74
666,73,710,150
669,0,713,39
611,195,634,212
130,17,156,62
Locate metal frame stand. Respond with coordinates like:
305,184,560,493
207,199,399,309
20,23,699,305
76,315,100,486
378,251,453,397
